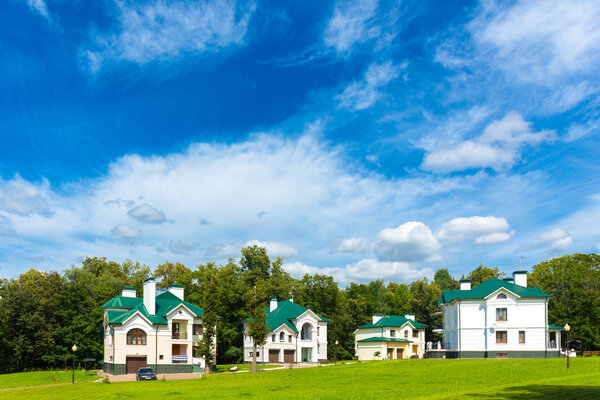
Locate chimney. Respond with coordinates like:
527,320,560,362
121,286,136,298
513,271,527,287
373,313,384,324
143,277,156,315
168,284,184,300
460,279,471,290
270,297,278,312
405,313,415,321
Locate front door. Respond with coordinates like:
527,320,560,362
126,356,146,374
396,348,403,359
301,348,312,362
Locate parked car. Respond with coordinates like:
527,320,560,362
136,368,157,381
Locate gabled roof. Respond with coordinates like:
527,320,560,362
357,337,412,343
102,290,204,325
245,300,329,333
357,314,428,330
440,278,551,304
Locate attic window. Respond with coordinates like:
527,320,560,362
497,294,507,299
179,310,183,314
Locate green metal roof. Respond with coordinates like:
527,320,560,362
357,314,428,330
440,278,551,304
123,286,135,290
245,300,329,333
357,337,412,343
548,324,564,330
169,284,184,288
102,291,204,325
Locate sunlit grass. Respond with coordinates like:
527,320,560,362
0,370,99,389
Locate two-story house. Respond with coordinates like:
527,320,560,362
101,277,214,375
354,313,428,360
438,271,562,358
243,297,329,363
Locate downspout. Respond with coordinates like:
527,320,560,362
545,298,548,358
458,301,461,358
155,326,158,369
111,325,115,375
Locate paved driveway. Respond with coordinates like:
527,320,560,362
96,371,204,382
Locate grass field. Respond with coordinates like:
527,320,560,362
216,363,281,372
0,370,99,389
1,358,600,399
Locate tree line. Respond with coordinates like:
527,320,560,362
0,248,598,373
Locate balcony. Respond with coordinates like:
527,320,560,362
172,331,188,340
172,355,188,362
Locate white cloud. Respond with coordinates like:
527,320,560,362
111,224,142,240
331,237,370,254
81,0,256,73
422,112,554,173
323,0,379,55
532,228,573,250
337,61,400,111
24,0,48,18
374,221,441,262
245,240,299,259
205,243,239,259
167,239,196,254
0,175,52,217
128,203,166,224
436,216,510,244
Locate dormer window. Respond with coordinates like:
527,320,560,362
280,332,285,342
390,330,396,337
497,294,507,299
404,330,409,338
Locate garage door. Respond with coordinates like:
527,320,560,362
126,356,147,374
283,350,295,363
269,349,279,363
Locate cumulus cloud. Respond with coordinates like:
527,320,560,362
81,0,256,73
128,203,166,224
337,61,400,111
331,237,370,254
0,175,52,217
532,228,573,250
374,221,441,262
245,240,299,259
111,224,142,240
167,239,196,254
436,216,511,244
323,0,379,54
422,112,553,173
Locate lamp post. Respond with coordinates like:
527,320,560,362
563,324,570,369
72,344,77,384
334,340,339,365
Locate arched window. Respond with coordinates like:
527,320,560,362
301,323,312,340
280,331,285,342
404,330,409,338
497,294,507,299
127,328,147,345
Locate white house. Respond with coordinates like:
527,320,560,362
437,271,562,359
101,277,214,374
243,297,329,363
354,313,428,360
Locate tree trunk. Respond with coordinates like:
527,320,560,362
252,342,257,373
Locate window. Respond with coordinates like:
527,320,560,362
497,293,507,299
288,335,292,343
127,328,146,345
413,330,419,338
280,332,285,342
272,334,276,342
317,327,320,336
496,308,507,321
549,332,557,349
301,324,312,340
496,331,507,344
193,324,203,335
519,331,526,344
404,330,409,338
390,329,396,337
159,355,163,360
249,351,260,357
496,353,508,358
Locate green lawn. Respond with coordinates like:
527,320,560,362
2,358,600,399
216,363,281,372
0,370,99,389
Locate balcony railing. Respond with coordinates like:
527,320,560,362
172,332,188,340
172,355,187,362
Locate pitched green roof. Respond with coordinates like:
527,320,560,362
548,324,564,330
244,300,329,333
357,337,412,343
440,278,551,304
357,314,428,330
102,291,204,325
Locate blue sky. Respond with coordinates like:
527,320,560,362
1,0,599,284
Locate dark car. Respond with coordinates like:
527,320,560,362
136,368,157,381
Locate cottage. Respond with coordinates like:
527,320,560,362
438,271,562,358
354,313,428,360
243,297,329,363
101,277,214,375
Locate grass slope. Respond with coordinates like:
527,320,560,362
0,370,99,389
2,358,600,399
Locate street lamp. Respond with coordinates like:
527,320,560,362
563,324,570,369
72,345,78,384
334,340,339,365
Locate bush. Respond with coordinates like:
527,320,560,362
224,346,243,364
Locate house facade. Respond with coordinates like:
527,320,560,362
102,277,214,375
354,313,428,360
437,271,562,359
243,297,329,363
